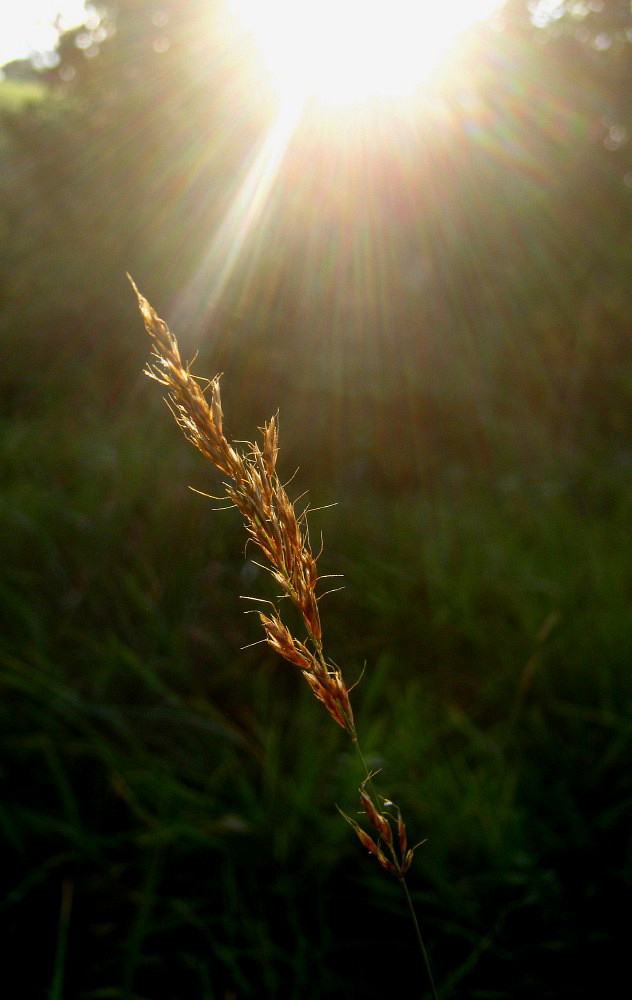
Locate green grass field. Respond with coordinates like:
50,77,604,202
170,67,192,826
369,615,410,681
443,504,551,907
1,332,630,996
1,21,631,992
0,79,46,111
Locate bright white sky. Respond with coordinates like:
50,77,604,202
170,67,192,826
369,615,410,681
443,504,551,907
230,0,505,105
0,1,88,68
2,1,506,104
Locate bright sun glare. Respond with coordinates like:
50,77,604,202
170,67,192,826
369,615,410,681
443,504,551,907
229,0,502,108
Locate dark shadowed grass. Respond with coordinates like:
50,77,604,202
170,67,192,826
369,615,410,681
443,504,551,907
0,344,630,995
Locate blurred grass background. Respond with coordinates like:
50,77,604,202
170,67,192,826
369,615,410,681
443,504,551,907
1,1,631,996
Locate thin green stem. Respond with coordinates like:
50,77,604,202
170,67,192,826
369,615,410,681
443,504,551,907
48,880,73,1000
353,739,438,998
400,876,438,1000
353,738,374,789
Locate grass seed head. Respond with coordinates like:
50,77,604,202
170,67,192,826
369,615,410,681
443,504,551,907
133,278,353,736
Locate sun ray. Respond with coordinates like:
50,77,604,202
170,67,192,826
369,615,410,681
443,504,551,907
168,0,506,341
171,100,300,333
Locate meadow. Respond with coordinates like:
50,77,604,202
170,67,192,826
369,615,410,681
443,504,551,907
2,278,629,995
1,3,631,995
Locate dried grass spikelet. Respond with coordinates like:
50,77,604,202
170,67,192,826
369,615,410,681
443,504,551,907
131,277,355,739
338,778,423,879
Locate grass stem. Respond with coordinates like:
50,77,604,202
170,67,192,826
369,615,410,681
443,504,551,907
353,738,438,996
400,876,438,1000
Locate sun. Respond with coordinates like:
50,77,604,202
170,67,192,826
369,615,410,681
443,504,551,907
228,0,502,109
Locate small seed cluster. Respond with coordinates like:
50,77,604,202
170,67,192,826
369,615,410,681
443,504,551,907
340,780,421,878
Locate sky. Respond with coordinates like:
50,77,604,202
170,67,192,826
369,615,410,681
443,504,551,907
1,1,508,77
0,2,88,68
